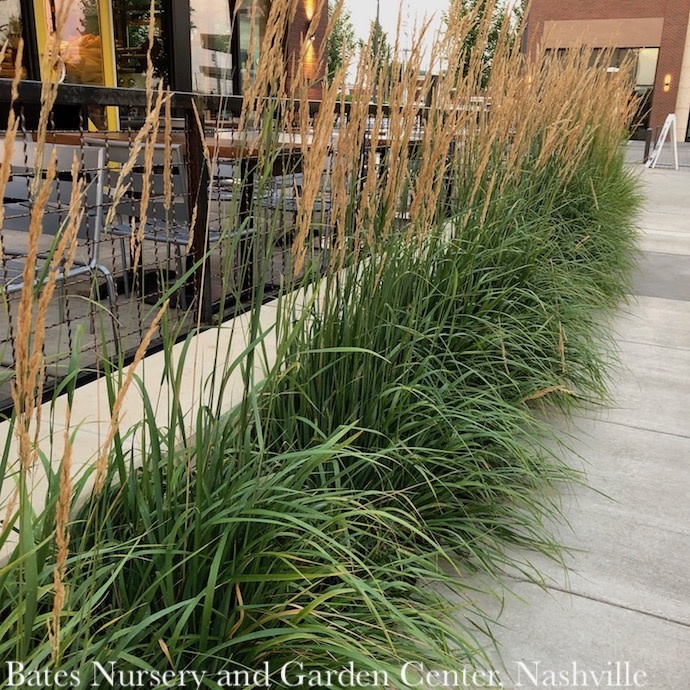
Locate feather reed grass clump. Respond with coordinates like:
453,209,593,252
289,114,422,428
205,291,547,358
256,4,640,572
0,0,640,682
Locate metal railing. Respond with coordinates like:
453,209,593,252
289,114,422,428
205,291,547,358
0,79,435,414
0,83,280,411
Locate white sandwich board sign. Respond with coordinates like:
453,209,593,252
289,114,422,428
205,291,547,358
645,114,679,170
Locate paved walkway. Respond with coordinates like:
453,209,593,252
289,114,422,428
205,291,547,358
449,151,690,689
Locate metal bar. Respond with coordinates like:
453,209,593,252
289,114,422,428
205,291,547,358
238,157,256,292
18,0,41,81
167,0,193,92
229,0,241,96
0,79,244,112
0,79,417,121
643,128,653,163
184,99,213,323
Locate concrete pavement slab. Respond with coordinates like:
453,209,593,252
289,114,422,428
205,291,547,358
636,210,690,229
592,340,690,438
500,418,690,625
637,167,690,203
631,252,690,302
456,582,690,690
612,296,690,349
636,230,690,256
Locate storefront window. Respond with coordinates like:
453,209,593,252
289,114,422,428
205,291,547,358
636,48,658,88
112,0,168,89
0,0,23,78
47,0,104,85
190,0,233,94
237,0,269,91
189,0,270,95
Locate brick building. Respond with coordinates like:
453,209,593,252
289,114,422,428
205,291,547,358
524,0,690,140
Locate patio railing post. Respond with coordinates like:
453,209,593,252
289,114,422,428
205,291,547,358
184,96,213,324
643,127,653,163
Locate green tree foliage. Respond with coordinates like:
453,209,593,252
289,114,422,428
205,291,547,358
444,0,523,87
360,18,392,97
369,18,391,74
327,1,356,83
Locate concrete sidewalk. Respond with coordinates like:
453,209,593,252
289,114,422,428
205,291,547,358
450,160,690,689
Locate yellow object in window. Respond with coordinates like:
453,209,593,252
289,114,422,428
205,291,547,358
62,33,104,85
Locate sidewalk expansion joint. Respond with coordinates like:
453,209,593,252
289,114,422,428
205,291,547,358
507,576,690,630
615,337,690,353
585,417,690,441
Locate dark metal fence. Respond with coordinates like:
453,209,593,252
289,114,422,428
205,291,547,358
0,80,432,414
0,83,275,412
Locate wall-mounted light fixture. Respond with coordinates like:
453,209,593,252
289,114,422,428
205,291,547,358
664,73,672,92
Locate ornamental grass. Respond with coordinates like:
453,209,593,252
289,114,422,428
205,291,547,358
0,0,639,683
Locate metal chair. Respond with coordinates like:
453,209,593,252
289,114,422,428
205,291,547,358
84,137,222,309
0,140,118,344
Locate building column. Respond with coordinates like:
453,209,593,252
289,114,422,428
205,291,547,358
651,0,690,133
674,9,690,141
167,0,193,92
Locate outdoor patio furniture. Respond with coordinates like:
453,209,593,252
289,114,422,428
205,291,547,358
84,137,224,309
0,139,118,344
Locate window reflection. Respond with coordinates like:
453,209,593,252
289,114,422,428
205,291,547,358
636,48,659,88
190,0,233,94
190,0,269,95
585,47,659,90
0,0,23,78
48,0,104,85
237,0,269,91
112,0,168,89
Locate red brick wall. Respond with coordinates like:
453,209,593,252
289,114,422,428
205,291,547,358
284,0,329,100
653,0,690,129
528,0,669,28
526,0,690,131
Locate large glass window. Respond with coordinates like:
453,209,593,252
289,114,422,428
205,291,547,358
236,0,269,91
0,0,23,78
189,0,270,96
585,47,659,89
190,0,233,94
636,48,659,88
47,0,104,85
112,0,168,89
